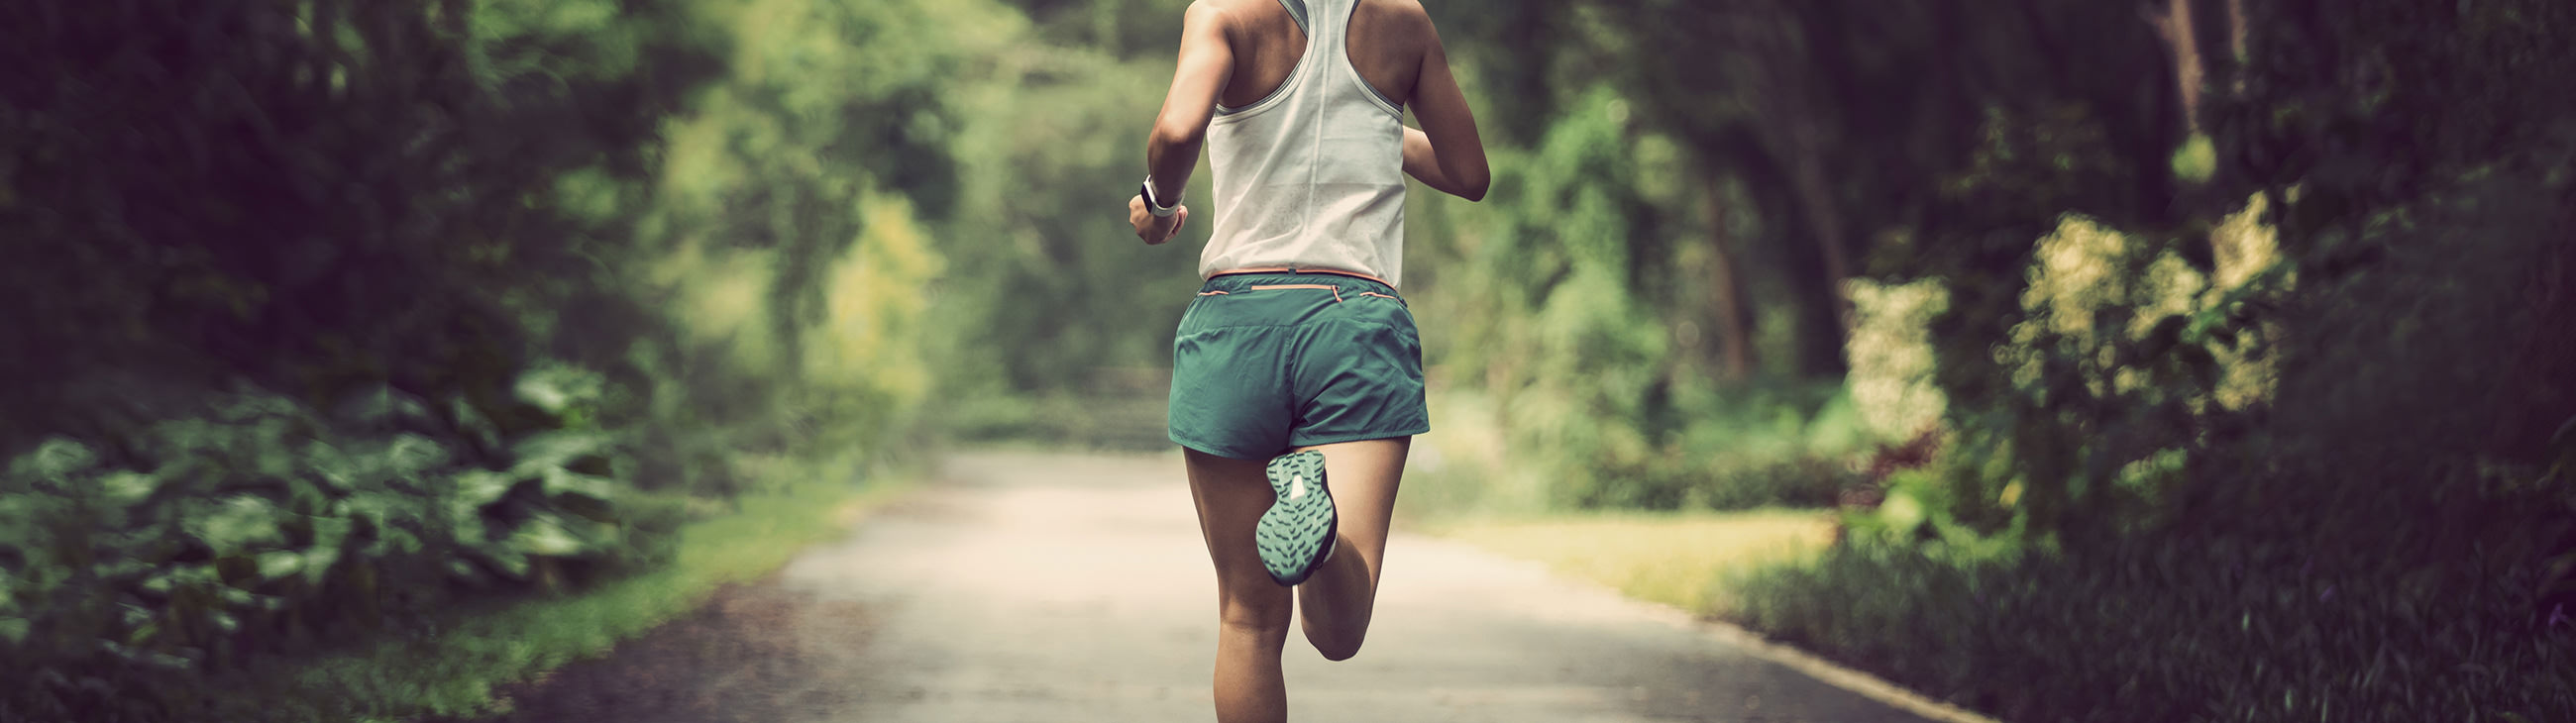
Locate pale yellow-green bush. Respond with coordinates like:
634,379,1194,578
2006,200,2278,408
1842,277,1948,441
805,190,946,444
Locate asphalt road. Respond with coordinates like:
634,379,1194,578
474,451,1983,723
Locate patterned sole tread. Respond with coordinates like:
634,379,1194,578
1256,450,1337,585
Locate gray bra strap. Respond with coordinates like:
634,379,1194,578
1277,0,1309,34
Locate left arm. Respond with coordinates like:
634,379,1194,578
1130,1,1234,245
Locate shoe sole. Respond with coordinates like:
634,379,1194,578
1255,450,1337,586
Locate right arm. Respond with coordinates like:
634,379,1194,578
1400,18,1488,202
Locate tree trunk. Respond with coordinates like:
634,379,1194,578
2146,0,2206,132
1702,177,1756,380
1786,139,1853,333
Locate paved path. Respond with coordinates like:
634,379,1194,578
476,451,1968,723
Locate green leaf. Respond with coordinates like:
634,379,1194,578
2170,133,2216,183
369,526,424,557
513,364,605,420
308,515,351,552
453,515,490,545
508,513,589,558
515,373,575,416
300,545,342,587
100,471,161,507
384,433,451,475
510,431,610,476
334,384,433,429
189,495,285,557
454,469,517,508
541,466,617,505
0,617,28,646
255,550,303,582
302,439,358,494
475,544,530,581
450,396,502,451
1879,487,1929,536
12,437,96,482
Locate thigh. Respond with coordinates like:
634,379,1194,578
1293,438,1409,579
1186,449,1295,602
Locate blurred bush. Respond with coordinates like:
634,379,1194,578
1742,503,2576,722
0,0,981,717
0,375,678,720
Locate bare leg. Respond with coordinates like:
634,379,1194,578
1185,449,1294,723
1288,438,1408,661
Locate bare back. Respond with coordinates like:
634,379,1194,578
1213,0,1430,111
1133,0,1485,252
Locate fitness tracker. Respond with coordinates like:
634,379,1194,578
1141,176,1181,218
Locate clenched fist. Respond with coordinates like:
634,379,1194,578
1129,194,1189,246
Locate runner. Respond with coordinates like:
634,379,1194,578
1125,0,1487,720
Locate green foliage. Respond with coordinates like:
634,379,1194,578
0,0,723,450
1403,1,2576,719
927,24,1194,401
1736,515,2576,723
2,0,977,716
207,467,886,723
0,374,669,721
1408,89,1874,514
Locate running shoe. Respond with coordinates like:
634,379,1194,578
1254,449,1338,585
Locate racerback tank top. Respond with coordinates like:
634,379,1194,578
1200,0,1409,288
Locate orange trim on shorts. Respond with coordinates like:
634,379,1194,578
1206,265,1393,289
1246,283,1343,302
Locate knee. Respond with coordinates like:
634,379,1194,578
1218,592,1293,641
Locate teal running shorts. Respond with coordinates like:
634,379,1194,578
1168,271,1430,460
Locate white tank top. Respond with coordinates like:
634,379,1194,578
1200,0,1408,288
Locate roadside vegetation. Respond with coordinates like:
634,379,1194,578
3,0,977,719
9,0,2572,722
1404,3,2576,722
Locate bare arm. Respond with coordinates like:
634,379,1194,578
1401,21,1488,202
1130,2,1234,245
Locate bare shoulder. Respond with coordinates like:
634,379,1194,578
1184,0,1234,28
1353,0,1439,56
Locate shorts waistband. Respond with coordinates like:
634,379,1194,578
1204,265,1393,290
1196,268,1404,302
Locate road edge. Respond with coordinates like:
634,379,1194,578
1547,567,2002,723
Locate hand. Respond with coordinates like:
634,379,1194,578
1129,194,1189,246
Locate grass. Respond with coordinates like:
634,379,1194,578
1728,534,2576,723
1436,502,2576,723
1434,506,2576,723
211,470,911,723
1403,381,1874,517
1425,509,1836,617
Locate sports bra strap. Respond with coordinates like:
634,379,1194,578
1277,0,1309,34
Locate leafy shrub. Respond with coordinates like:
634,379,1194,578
0,373,666,722
1737,485,2576,723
